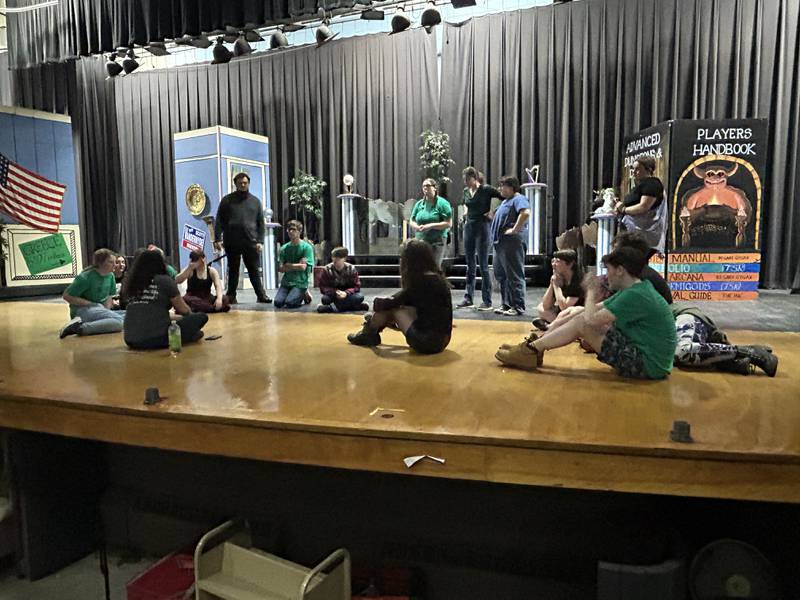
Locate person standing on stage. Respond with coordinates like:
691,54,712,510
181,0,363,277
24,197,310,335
409,178,452,267
490,175,530,316
456,166,501,311
614,155,667,252
214,172,272,304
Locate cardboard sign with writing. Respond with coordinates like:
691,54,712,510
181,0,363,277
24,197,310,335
18,233,73,275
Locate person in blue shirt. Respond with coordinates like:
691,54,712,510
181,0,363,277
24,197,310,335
490,175,530,316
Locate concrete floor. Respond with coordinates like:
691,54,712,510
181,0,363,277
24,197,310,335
0,553,154,600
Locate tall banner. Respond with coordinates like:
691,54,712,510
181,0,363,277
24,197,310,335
668,119,767,301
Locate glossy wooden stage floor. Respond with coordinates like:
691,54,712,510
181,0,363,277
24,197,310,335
1,302,798,503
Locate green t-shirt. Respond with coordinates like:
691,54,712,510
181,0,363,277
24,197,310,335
603,280,676,379
166,264,177,279
279,240,314,289
65,268,117,318
411,196,452,245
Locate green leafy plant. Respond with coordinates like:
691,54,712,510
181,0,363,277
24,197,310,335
285,170,327,238
419,130,455,187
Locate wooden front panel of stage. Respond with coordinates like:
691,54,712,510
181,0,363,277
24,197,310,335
0,302,798,503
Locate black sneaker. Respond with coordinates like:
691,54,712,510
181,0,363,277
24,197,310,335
303,290,313,305
256,295,272,304
358,302,370,311
59,317,82,339
456,299,474,309
347,327,381,347
317,305,334,313
531,318,549,332
494,305,511,315
225,295,238,305
476,303,493,311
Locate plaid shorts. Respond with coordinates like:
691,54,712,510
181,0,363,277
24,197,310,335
597,327,648,379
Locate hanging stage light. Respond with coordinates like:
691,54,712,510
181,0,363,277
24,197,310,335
122,48,140,74
105,54,123,78
233,34,253,57
420,1,441,32
390,6,411,34
244,30,264,43
361,3,385,20
270,29,289,49
315,21,338,46
190,34,213,49
144,41,170,56
212,37,233,64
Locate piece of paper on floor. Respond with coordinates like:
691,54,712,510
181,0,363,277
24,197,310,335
404,455,446,468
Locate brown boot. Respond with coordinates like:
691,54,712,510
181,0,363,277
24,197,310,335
495,339,543,370
499,331,539,351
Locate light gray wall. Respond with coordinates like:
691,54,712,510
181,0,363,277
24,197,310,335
0,51,12,106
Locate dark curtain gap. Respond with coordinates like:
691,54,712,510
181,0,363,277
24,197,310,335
440,0,800,289
12,29,439,258
6,0,372,69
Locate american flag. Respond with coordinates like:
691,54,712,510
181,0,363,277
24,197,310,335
0,153,66,233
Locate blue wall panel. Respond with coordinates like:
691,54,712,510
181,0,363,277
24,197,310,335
54,121,79,224
174,133,218,160
220,134,269,164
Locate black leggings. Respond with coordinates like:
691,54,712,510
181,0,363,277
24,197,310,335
126,313,209,349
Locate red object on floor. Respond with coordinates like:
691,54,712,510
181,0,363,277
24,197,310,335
126,552,195,600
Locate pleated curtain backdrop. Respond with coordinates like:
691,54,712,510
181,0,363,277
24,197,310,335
440,0,799,289
110,28,439,254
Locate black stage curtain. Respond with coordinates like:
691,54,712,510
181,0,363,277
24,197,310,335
440,0,800,289
13,29,439,256
6,0,371,69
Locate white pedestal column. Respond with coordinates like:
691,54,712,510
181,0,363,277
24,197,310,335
263,222,281,289
521,183,547,255
592,214,618,275
337,193,361,252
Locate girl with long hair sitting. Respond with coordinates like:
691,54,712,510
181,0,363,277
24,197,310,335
347,239,453,354
122,250,208,349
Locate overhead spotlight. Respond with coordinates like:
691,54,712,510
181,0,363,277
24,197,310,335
233,34,253,56
390,6,411,34
420,1,441,33
105,54,123,78
144,41,170,56
122,48,140,74
212,37,233,64
361,7,385,20
190,34,212,49
315,21,338,46
175,35,194,46
223,26,239,43
450,0,476,6
270,30,289,49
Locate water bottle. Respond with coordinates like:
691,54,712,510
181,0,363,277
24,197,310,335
168,320,181,355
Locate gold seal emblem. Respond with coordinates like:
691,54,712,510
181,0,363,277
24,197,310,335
185,184,206,216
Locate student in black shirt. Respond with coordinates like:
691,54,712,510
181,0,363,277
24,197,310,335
533,249,585,330
348,239,453,354
456,166,502,310
615,155,667,251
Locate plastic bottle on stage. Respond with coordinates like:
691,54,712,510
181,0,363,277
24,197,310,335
168,320,181,355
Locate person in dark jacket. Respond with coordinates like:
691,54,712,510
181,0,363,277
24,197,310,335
347,239,453,354
317,247,369,313
214,172,271,304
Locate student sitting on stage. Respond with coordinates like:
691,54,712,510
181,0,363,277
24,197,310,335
533,249,584,331
495,247,676,378
611,231,672,304
59,248,125,338
122,250,208,349
317,247,369,313
275,220,315,309
147,244,178,278
111,254,128,310
673,305,777,376
176,250,230,313
348,239,453,354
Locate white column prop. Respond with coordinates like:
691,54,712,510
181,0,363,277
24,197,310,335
592,214,618,275
264,222,281,289
521,183,547,255
338,193,360,252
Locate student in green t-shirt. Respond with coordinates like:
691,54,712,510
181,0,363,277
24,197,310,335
495,246,676,379
409,178,453,267
59,248,125,338
275,220,315,309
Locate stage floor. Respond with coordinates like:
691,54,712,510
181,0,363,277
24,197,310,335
0,301,798,503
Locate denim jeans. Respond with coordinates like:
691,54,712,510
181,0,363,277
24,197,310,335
75,304,124,336
274,285,306,308
463,219,492,305
493,235,527,311
321,292,365,312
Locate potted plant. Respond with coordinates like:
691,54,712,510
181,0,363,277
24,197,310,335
419,130,455,195
284,170,327,242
